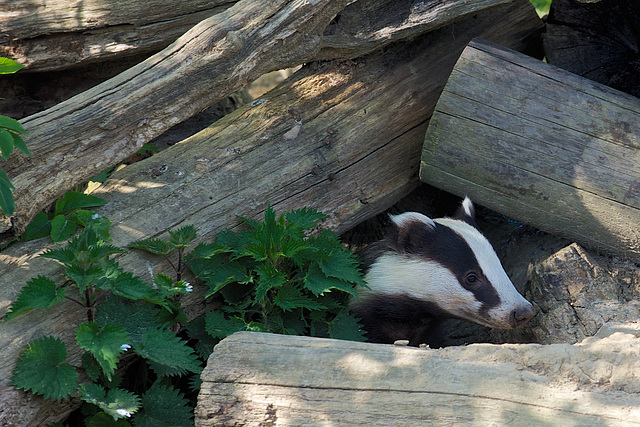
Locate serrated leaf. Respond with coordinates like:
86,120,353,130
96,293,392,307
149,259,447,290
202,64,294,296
23,211,52,241
273,284,326,312
132,382,192,427
10,336,78,401
79,383,141,420
190,256,252,298
82,352,103,383
204,311,246,339
110,272,158,303
0,169,15,216
0,129,14,159
127,238,172,255
0,57,25,74
64,263,106,292
189,241,230,259
285,207,326,231
40,246,76,264
50,213,77,243
6,276,65,319
133,328,201,377
86,411,133,426
55,191,108,215
328,311,367,341
254,263,286,302
76,322,131,381
304,263,358,296
318,249,365,285
96,294,164,344
73,210,113,241
168,225,197,248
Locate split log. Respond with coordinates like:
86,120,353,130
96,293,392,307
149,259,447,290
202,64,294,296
0,3,543,424
544,0,640,98
196,330,640,426
420,38,640,262
0,0,534,241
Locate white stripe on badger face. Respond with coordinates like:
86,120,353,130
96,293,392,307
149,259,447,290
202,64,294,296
434,217,532,328
360,253,483,316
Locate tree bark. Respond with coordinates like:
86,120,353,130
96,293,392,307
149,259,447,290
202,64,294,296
420,38,640,262
0,0,534,241
196,330,640,426
0,2,543,425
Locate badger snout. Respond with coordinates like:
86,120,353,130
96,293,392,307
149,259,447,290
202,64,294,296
509,304,536,328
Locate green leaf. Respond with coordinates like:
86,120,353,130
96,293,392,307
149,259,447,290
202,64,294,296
0,169,15,216
64,263,107,292
285,207,327,231
190,256,252,298
127,238,172,255
76,322,132,381
6,276,65,319
317,248,365,285
86,411,133,426
254,263,286,302
55,191,108,215
132,382,193,427
0,128,14,159
73,210,113,241
204,311,246,340
79,383,141,420
0,115,27,134
110,272,158,303
23,211,52,241
328,311,367,341
82,352,103,383
96,295,163,344
11,133,31,156
273,284,326,312
50,213,77,243
133,328,201,377
189,241,230,259
168,225,197,249
0,57,25,74
10,336,78,401
304,263,358,296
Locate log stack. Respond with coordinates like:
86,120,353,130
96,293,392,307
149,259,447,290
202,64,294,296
0,0,544,424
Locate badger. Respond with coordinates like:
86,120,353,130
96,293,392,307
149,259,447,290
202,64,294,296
351,196,535,347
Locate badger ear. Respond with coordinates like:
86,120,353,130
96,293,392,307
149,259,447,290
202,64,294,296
386,212,436,254
454,196,479,228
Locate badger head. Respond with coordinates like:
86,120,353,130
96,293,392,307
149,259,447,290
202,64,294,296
358,197,535,330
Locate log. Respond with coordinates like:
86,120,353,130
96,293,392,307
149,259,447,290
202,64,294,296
0,4,544,424
196,330,640,426
420,38,640,262
0,1,236,72
0,0,535,241
544,0,640,98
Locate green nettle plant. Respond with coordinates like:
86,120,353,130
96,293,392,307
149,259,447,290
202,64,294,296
7,221,199,426
185,204,367,342
0,57,30,217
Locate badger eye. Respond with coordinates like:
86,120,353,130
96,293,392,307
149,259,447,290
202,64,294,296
466,273,479,286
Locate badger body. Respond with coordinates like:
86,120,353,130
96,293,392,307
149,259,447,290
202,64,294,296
351,197,535,347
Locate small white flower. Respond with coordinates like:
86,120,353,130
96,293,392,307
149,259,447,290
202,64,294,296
184,283,193,293
116,408,132,418
120,344,131,351
91,213,102,220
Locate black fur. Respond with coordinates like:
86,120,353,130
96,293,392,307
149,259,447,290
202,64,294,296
350,293,450,347
352,207,502,347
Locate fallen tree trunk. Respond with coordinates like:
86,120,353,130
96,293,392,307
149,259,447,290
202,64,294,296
196,330,640,426
0,0,527,241
420,38,640,262
0,1,236,71
0,3,543,424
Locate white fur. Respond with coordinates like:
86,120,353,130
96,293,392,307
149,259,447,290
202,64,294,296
461,196,474,217
435,217,532,328
389,212,436,230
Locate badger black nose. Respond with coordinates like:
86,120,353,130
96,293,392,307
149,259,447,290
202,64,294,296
510,305,536,328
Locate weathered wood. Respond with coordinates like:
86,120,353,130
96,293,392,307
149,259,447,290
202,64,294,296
544,0,640,98
196,330,640,426
0,1,235,71
0,3,543,424
0,0,537,241
420,38,640,262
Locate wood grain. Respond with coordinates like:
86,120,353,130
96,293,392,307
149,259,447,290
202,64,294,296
196,331,640,426
420,38,640,261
